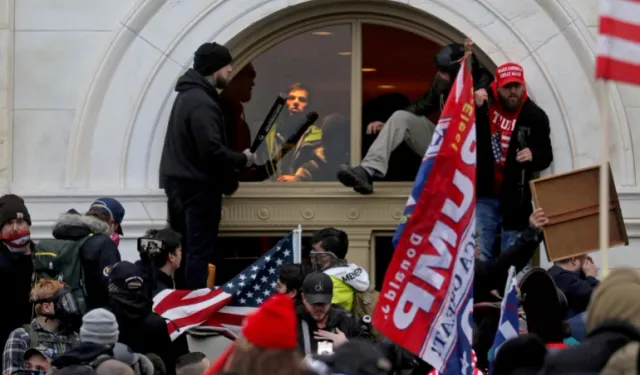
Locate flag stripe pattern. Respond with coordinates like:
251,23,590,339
153,233,296,340
596,0,640,85
488,266,519,374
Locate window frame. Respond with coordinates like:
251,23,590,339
225,2,495,195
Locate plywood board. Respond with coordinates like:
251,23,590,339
529,164,628,261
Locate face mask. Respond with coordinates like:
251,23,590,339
310,251,337,272
2,230,31,253
38,288,81,323
111,232,120,247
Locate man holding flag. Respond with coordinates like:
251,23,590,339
373,39,477,375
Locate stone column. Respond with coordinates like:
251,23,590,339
345,227,373,277
0,0,13,193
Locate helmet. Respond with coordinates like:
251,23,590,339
434,43,466,76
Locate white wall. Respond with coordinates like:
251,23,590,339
2,0,639,264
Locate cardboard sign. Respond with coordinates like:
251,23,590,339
529,164,628,261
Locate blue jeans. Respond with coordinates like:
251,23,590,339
477,197,519,261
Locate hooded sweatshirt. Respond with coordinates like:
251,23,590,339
159,68,247,190
324,263,371,311
52,211,121,311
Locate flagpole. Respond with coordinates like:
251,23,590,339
597,79,610,278
294,224,302,264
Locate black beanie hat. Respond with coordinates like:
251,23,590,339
193,42,232,76
0,194,31,228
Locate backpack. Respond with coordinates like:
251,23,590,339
22,323,78,356
351,286,381,342
32,236,93,315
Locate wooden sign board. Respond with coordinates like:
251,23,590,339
529,164,628,261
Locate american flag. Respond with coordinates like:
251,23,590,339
595,0,640,85
153,231,299,340
488,266,519,374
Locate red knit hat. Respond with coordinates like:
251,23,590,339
204,294,298,375
242,293,298,349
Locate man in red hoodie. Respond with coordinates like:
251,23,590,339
475,62,553,261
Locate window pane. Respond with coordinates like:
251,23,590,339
373,235,393,291
360,24,443,181
222,24,352,183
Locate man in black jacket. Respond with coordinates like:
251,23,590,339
296,272,365,356
475,62,553,261
51,198,124,311
159,42,257,289
0,195,34,352
337,43,494,194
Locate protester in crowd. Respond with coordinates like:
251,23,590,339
547,254,600,319
305,339,392,375
95,359,136,375
337,43,494,194
2,280,79,374
309,228,370,312
0,195,35,350
296,272,365,356
51,308,119,371
106,261,174,375
50,198,124,311
136,228,183,297
160,42,257,290
473,207,548,369
539,268,640,374
475,62,553,260
277,263,306,305
145,353,166,375
175,352,209,375
204,294,301,375
490,334,548,375
112,342,155,375
21,346,55,374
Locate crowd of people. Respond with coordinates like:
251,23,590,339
0,38,633,375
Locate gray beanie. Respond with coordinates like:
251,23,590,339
80,308,119,345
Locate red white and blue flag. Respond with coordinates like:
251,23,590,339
374,54,476,375
153,232,300,340
595,0,640,85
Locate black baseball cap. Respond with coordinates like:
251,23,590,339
303,272,333,304
107,261,145,291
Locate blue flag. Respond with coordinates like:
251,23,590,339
488,266,520,373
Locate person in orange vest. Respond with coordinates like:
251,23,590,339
204,294,300,375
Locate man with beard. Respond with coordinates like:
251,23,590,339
475,62,553,261
260,82,323,182
160,42,257,289
295,272,364,356
337,43,494,194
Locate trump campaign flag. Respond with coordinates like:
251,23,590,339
373,53,476,375
488,266,519,374
153,230,301,340
595,0,640,85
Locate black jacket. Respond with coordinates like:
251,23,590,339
476,94,553,230
474,225,542,303
539,321,640,375
159,69,247,191
108,299,175,375
406,57,494,117
296,304,365,356
52,212,121,311
548,265,599,319
0,245,33,350
51,342,113,369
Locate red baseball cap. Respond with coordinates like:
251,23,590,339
496,62,525,87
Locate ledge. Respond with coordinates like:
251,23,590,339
12,182,640,239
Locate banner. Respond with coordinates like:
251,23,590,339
373,57,476,375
